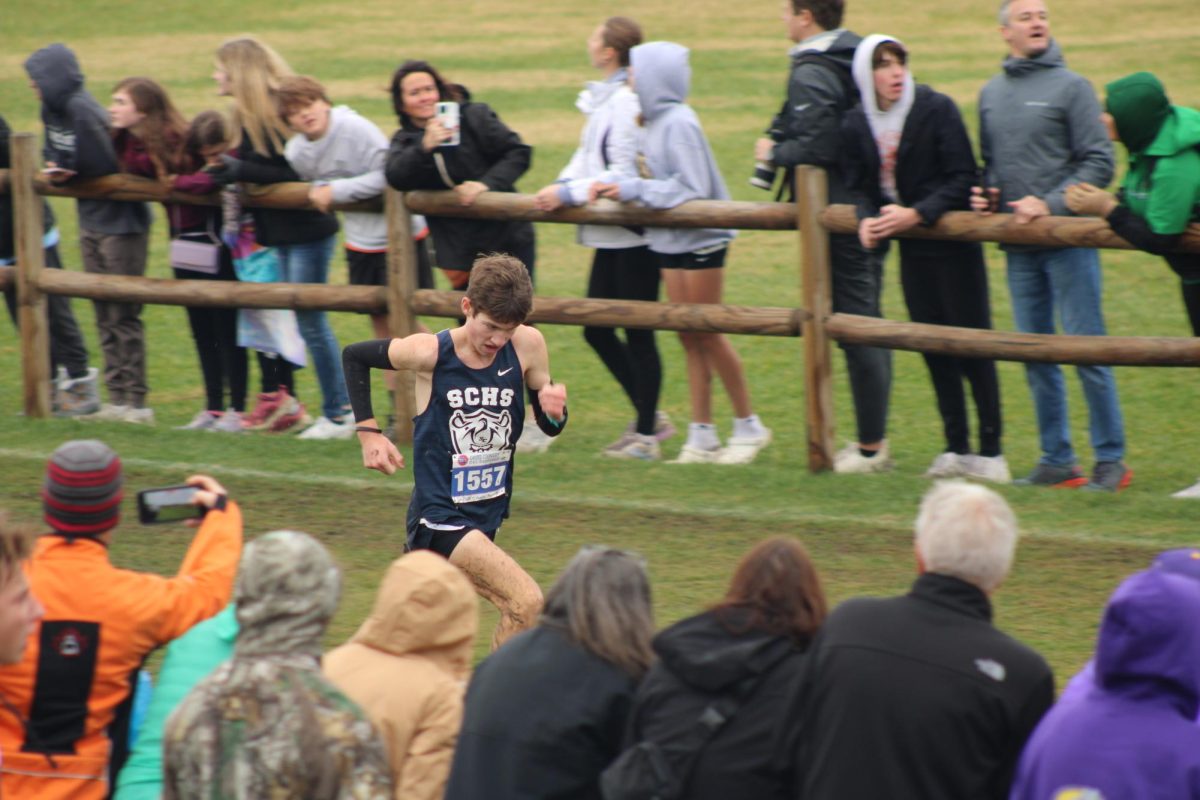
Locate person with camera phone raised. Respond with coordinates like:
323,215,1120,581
0,440,242,800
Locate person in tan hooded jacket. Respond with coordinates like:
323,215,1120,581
323,550,478,800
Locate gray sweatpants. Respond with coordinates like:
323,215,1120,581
80,228,149,407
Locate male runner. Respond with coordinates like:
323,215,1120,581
342,254,567,647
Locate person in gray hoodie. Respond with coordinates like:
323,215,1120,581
279,75,431,438
591,41,771,465
972,0,1128,492
25,44,154,422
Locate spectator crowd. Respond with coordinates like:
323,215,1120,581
2,3,1200,795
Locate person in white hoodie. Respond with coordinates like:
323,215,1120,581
841,36,1007,483
533,17,676,461
591,41,771,465
280,75,432,438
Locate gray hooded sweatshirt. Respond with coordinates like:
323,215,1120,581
24,44,150,235
616,41,734,255
978,39,1113,228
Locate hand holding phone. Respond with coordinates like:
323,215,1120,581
41,167,77,184
435,101,460,146
138,485,203,525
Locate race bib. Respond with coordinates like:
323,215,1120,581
450,450,511,503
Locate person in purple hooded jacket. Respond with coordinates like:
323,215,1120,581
1010,563,1200,799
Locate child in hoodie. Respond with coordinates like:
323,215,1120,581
841,36,1006,484
24,44,152,420
591,41,771,465
1065,72,1200,498
280,75,432,438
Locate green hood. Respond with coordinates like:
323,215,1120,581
1106,72,1171,155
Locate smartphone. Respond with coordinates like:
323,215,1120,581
41,167,76,179
435,101,461,146
137,485,203,525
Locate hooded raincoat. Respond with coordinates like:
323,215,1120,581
324,552,477,800
1010,569,1200,799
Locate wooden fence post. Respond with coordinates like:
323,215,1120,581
796,166,835,472
384,188,419,442
12,134,50,418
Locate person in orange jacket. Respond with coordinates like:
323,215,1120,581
0,439,243,800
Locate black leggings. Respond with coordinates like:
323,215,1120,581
899,242,1002,456
3,244,90,377
173,243,247,412
582,246,662,436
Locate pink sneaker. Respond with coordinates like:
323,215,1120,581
243,389,291,431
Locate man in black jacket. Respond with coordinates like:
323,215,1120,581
754,0,893,474
797,480,1054,799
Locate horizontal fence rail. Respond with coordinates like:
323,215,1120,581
7,130,1200,470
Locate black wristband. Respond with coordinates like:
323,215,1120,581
355,426,383,434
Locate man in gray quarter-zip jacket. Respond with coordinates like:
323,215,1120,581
972,0,1129,494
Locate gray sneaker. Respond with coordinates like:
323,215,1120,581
1013,463,1087,488
54,368,101,417
1082,461,1132,493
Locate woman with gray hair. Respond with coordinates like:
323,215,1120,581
162,531,392,799
445,546,655,800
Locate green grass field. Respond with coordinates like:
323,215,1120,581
2,0,1198,673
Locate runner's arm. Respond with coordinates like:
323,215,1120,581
517,327,568,436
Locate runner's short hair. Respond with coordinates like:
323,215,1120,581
465,254,533,325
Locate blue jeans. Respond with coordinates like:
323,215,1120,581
1005,248,1125,465
276,235,349,420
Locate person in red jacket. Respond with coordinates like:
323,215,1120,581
0,439,243,800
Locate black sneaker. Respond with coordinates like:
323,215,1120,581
1013,463,1088,488
1082,461,1133,493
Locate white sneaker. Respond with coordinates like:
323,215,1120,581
833,440,894,474
604,433,661,461
717,429,772,465
123,407,156,425
961,454,1012,484
177,410,220,431
82,403,132,422
668,444,723,464
297,416,355,440
924,452,966,479
1172,479,1200,499
516,423,555,454
211,409,246,434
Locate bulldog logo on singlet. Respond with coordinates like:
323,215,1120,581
448,408,513,454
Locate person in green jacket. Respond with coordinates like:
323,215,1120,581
1066,71,1200,499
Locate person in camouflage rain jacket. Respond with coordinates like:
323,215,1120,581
162,530,392,799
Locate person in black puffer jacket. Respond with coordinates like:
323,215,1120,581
385,59,534,292
622,537,827,800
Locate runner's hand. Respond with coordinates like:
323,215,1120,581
360,433,405,474
538,382,567,422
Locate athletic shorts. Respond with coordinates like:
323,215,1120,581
657,243,728,270
408,520,497,559
346,238,434,290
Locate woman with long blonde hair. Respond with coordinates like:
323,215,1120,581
208,36,351,437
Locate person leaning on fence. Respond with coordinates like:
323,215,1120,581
590,41,772,465
444,545,655,800
1064,72,1200,499
972,0,1130,492
324,550,478,800
0,440,242,800
842,36,1009,484
162,530,392,799
163,110,250,433
796,480,1054,799
531,17,677,460
607,537,826,800
25,44,153,423
341,254,566,649
278,74,433,439
207,36,320,434
754,0,894,475
0,113,99,417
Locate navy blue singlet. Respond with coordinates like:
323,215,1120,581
406,330,525,544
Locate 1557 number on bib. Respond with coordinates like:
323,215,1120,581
450,450,511,504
